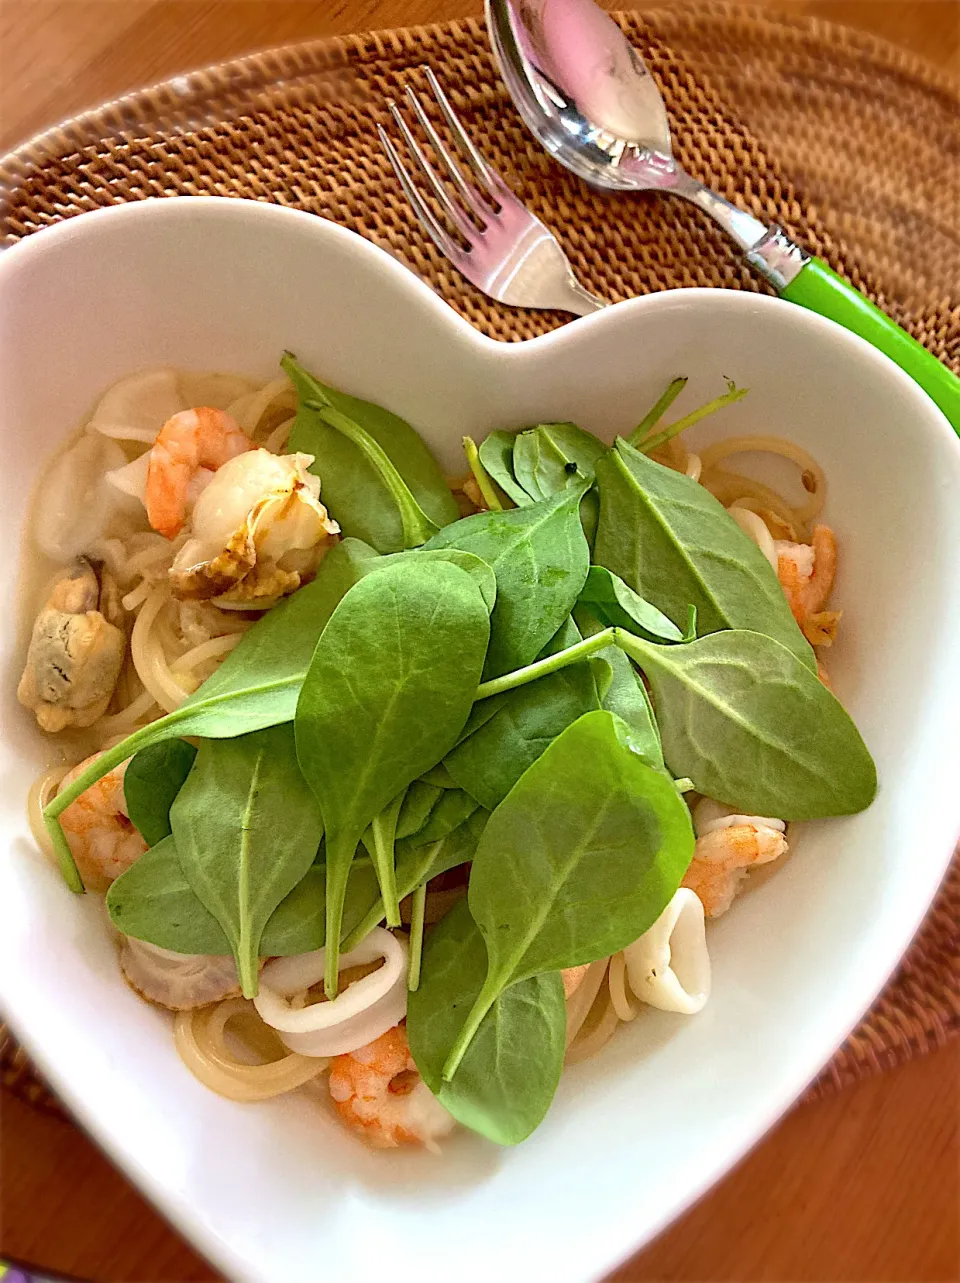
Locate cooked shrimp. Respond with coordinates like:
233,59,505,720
145,407,253,539
57,753,147,891
682,822,788,918
328,1024,455,1150
18,558,126,732
169,450,338,603
775,524,841,646
562,965,590,998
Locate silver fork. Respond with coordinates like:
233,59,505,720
378,66,606,317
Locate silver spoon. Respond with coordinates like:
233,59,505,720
486,0,959,430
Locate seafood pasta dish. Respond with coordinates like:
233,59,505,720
20,355,876,1149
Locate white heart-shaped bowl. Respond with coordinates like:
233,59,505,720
1,198,958,1283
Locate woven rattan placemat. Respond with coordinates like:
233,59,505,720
1,6,957,1119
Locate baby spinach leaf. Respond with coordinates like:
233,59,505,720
396,780,444,841
420,762,460,788
617,629,878,820
452,695,505,745
370,548,497,614
462,436,504,512
472,624,616,702
577,566,685,643
445,617,601,810
579,486,600,550
627,375,688,445
283,354,458,551
443,709,694,1078
106,841,378,956
411,788,479,844
594,439,816,671
426,484,590,678
170,724,323,995
342,807,488,952
262,860,381,956
637,378,748,456
513,422,607,500
106,835,228,954
295,559,491,995
574,606,663,769
364,791,406,927
123,739,197,847
477,430,531,507
408,898,566,1145
407,883,428,991
45,538,380,831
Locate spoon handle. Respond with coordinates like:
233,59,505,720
781,258,960,433
686,209,960,430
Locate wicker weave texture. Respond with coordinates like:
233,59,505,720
1,6,957,1116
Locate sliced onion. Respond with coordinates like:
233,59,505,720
105,451,151,507
34,435,130,560
254,928,407,1057
88,367,184,442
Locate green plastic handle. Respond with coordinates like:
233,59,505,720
782,257,960,434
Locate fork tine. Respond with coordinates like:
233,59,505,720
377,124,467,266
405,84,499,223
386,100,478,241
420,66,507,199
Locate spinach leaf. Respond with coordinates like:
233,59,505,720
594,439,816,671
579,487,600,550
462,436,504,512
106,840,379,957
123,739,197,847
636,378,748,456
370,548,497,614
513,422,608,500
295,559,491,995
342,807,488,951
45,537,380,840
364,791,405,927
170,724,323,995
445,617,601,810
443,709,694,1078
411,788,479,844
452,695,505,745
420,762,460,788
396,780,444,840
618,629,878,819
627,375,688,445
477,430,531,507
262,860,381,956
106,834,227,954
407,898,566,1144
577,565,685,643
407,883,428,991
283,354,458,551
574,606,663,768
426,484,590,678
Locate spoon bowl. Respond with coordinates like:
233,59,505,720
487,0,768,247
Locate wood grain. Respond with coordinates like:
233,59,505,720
1,3,958,1282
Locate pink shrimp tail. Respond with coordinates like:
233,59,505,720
146,407,252,538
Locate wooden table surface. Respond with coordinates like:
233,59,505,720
1,3,958,1281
